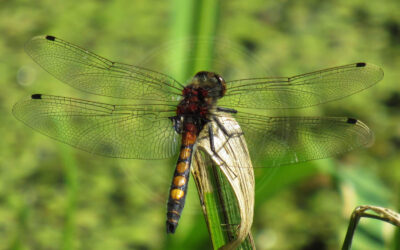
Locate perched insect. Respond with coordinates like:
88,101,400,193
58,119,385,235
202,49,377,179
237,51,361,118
13,35,384,233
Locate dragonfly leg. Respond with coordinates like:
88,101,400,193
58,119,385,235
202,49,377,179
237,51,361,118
216,107,238,114
207,122,230,168
208,122,216,154
212,116,244,139
207,123,237,178
209,117,243,177
169,115,184,134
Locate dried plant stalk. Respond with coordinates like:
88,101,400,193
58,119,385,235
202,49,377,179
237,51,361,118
342,205,400,250
192,113,255,249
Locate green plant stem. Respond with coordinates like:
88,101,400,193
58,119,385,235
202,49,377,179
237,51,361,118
192,0,219,71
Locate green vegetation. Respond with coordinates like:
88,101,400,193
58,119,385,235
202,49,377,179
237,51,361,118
1,0,400,249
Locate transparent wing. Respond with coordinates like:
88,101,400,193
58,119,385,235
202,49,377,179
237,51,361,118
13,94,179,159
233,113,373,167
25,35,184,101
219,63,383,110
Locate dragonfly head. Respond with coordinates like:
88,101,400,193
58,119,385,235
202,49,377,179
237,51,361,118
192,71,226,98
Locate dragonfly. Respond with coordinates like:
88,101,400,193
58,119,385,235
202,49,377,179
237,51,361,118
13,35,384,234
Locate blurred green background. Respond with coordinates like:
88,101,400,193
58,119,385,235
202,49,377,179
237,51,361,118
1,0,400,249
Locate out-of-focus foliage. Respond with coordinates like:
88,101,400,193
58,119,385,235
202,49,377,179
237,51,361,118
0,0,399,249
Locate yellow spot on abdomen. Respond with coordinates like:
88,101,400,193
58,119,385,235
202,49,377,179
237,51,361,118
183,133,197,145
177,162,188,173
180,147,191,160
173,176,186,187
169,210,180,216
171,189,185,200
168,218,178,224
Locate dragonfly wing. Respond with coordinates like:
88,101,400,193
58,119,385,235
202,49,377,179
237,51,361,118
233,113,373,167
25,36,184,101
219,63,383,110
13,94,179,159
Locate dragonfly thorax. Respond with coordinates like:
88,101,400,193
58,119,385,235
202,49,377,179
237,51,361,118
173,72,225,135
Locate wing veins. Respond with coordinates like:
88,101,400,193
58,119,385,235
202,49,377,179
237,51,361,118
226,66,359,90
26,36,184,99
45,52,183,95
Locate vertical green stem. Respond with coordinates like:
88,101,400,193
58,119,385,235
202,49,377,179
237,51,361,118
192,0,219,71
169,0,196,82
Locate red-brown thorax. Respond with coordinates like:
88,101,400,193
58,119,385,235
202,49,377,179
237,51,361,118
175,71,226,135
177,86,210,119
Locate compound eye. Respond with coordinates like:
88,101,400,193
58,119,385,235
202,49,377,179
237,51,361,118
215,75,224,84
215,75,226,96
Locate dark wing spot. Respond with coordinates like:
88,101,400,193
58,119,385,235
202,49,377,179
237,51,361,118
356,62,366,67
31,94,42,99
45,35,56,41
347,118,358,124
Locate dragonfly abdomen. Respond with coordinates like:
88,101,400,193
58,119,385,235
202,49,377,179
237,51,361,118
166,124,198,234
